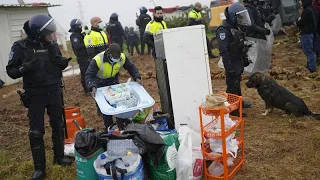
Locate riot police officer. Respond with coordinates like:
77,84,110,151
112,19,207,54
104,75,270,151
85,43,141,130
69,19,90,95
244,0,271,40
6,14,72,180
136,6,152,55
216,3,252,116
107,13,126,51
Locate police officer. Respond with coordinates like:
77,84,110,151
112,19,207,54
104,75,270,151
128,27,141,56
106,13,126,51
6,14,72,180
144,6,168,58
257,0,275,26
136,6,152,55
216,4,252,116
69,19,90,95
188,2,217,58
84,17,108,60
244,0,271,40
85,43,141,130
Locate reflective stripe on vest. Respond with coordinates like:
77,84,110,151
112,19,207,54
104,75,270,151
95,52,126,79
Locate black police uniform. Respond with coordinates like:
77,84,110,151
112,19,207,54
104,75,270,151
69,30,90,93
6,33,69,175
85,52,141,129
127,30,141,56
136,13,152,54
245,3,270,40
216,20,247,101
107,20,125,51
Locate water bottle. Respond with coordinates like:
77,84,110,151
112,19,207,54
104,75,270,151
99,154,108,168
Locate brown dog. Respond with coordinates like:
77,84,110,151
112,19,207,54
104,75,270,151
246,72,320,119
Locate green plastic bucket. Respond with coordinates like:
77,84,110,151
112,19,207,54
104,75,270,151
75,148,104,180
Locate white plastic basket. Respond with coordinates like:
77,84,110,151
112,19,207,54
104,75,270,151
95,82,155,118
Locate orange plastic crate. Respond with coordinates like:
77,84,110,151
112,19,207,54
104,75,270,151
203,116,242,139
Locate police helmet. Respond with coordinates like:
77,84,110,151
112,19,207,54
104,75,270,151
225,3,251,26
140,6,148,14
70,19,83,31
129,27,134,31
29,14,57,41
110,13,118,21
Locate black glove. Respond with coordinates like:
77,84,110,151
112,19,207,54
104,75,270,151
20,58,40,73
264,28,271,35
243,57,252,67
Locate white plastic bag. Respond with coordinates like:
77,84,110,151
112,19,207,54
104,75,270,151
271,14,282,35
176,126,203,180
64,143,75,157
209,133,239,158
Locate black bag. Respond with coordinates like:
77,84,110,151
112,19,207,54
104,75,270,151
74,129,102,157
309,7,320,52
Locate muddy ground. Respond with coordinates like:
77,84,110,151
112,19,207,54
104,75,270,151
0,35,320,180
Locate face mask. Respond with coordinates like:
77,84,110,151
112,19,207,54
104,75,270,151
110,57,121,63
154,16,163,22
98,22,105,29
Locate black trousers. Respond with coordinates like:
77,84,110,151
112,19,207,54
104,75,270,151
206,36,214,57
226,75,242,96
28,90,64,157
140,30,151,55
77,57,90,93
226,75,242,115
130,43,141,56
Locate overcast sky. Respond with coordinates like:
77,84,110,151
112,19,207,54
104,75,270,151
3,0,212,32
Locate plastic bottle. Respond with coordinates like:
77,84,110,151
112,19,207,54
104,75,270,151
208,161,224,176
99,154,108,168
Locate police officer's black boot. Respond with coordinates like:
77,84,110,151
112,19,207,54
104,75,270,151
31,144,46,180
52,131,72,166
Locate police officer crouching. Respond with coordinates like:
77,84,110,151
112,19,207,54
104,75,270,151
216,4,252,117
6,14,72,180
85,43,141,130
69,19,90,95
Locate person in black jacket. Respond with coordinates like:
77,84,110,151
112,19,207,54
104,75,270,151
298,0,317,72
69,19,90,95
85,43,141,129
136,6,152,55
6,14,72,180
244,0,271,40
216,4,252,116
107,13,126,51
127,27,141,56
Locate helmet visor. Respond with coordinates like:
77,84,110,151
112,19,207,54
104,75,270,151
236,10,251,26
40,18,57,36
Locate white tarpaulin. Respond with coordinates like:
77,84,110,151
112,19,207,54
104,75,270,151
271,14,282,35
218,24,274,75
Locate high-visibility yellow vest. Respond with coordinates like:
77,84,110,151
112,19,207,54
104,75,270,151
145,20,168,35
84,30,108,48
94,51,126,79
188,10,202,21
